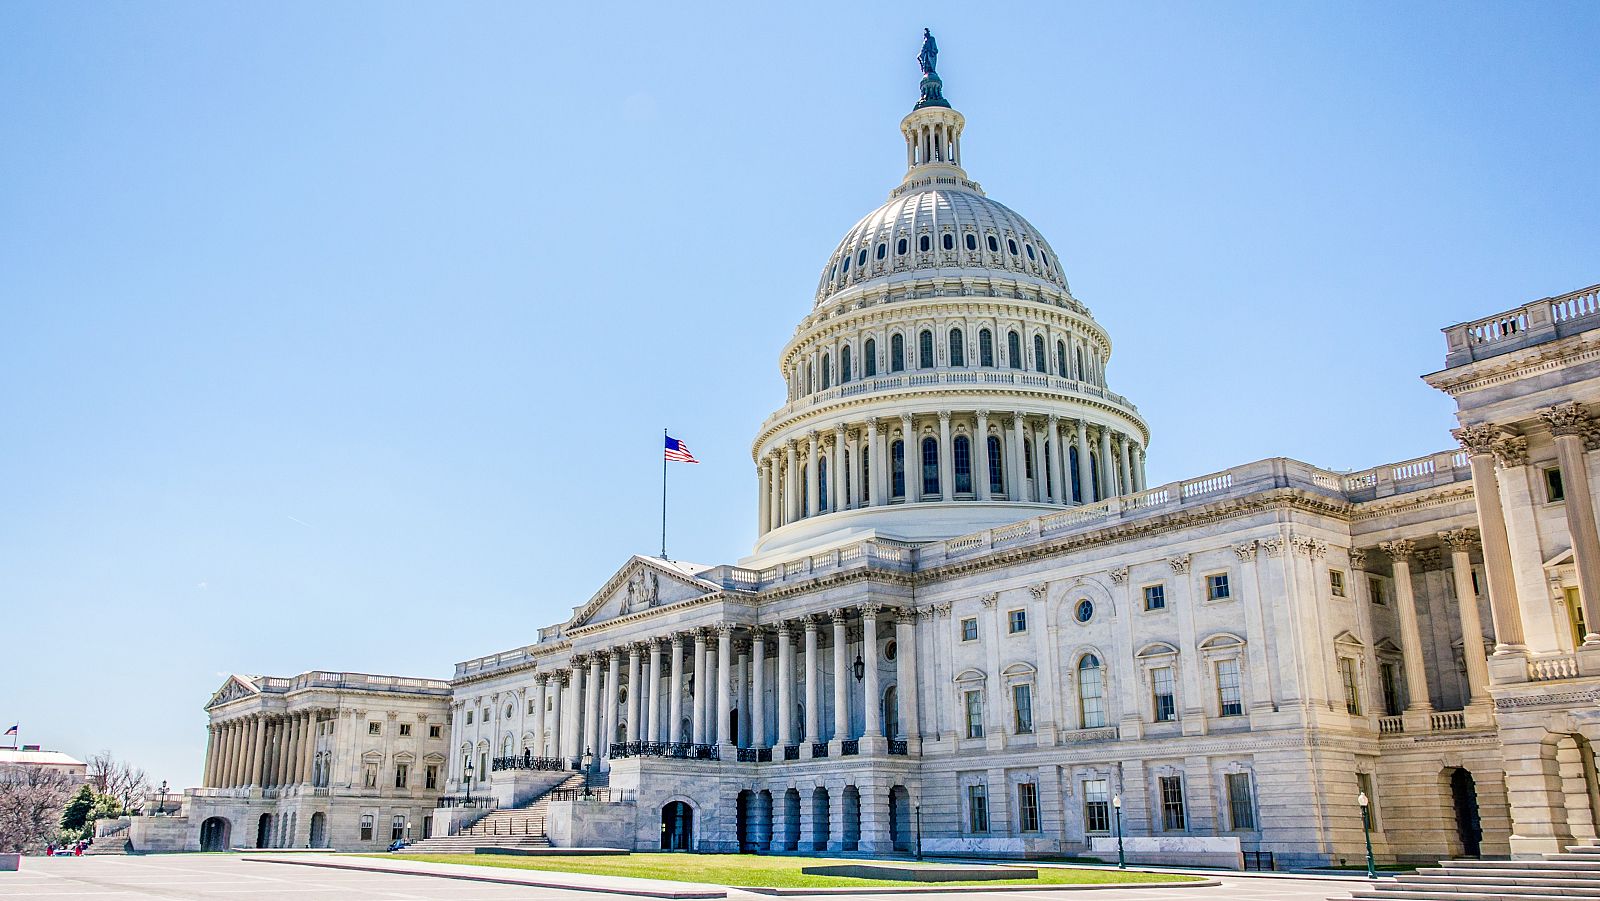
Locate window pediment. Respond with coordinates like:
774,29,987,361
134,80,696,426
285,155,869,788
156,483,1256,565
953,668,987,684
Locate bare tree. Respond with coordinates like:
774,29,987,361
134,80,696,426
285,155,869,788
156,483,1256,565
85,751,149,813
0,766,75,853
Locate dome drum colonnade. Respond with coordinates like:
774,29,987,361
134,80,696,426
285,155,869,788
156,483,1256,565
751,78,1148,551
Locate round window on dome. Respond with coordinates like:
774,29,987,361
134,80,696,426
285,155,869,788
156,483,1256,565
885,640,897,661
1007,239,1019,256
942,233,954,250
1025,243,1036,260
987,235,999,253
919,235,931,252
857,249,868,267
897,238,908,255
1075,599,1095,624
965,233,977,251
877,243,886,260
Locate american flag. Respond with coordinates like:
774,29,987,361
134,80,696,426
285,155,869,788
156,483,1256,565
664,435,699,464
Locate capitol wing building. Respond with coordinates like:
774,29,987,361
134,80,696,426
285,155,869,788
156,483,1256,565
149,46,1600,866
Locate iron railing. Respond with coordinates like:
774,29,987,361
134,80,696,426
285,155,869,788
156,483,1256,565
841,739,860,756
436,796,497,809
736,748,758,762
461,815,545,837
608,741,719,761
887,739,908,756
491,755,569,772
811,742,830,758
546,787,615,802
783,744,800,761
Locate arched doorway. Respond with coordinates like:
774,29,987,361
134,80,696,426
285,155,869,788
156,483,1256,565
728,710,739,746
1450,769,1482,858
737,790,755,853
811,786,831,851
889,786,912,852
255,813,271,849
308,812,327,849
662,801,693,851
842,786,861,852
783,788,801,851
884,686,899,739
199,816,231,852
757,790,774,852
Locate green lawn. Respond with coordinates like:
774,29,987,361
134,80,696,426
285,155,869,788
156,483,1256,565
369,852,1202,888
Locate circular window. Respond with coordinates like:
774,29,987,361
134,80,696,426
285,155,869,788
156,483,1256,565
504,704,513,718
885,640,898,661
965,233,978,251
1075,599,1095,623
987,235,999,253
942,233,954,250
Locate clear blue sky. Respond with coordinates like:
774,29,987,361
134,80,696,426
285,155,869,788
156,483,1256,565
3,3,1595,789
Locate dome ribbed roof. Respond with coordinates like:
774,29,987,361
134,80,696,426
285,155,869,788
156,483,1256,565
814,185,1070,306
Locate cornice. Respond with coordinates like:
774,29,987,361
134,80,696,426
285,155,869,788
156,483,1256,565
1348,484,1477,523
1426,335,1600,397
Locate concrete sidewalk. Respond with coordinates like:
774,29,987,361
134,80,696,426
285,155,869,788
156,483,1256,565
244,853,729,898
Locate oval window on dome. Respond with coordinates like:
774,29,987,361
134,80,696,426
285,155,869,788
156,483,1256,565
1025,243,1036,260
876,242,886,260
987,235,999,253
857,249,868,267
942,233,954,251
1007,238,1019,256
965,233,977,251
828,264,836,281
842,256,850,273
919,235,931,252
897,238,908,255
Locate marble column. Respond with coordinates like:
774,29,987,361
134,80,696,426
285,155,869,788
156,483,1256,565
232,720,246,787
804,618,821,749
806,434,820,517
286,715,301,787
626,644,642,745
758,461,772,536
752,628,768,749
202,725,217,787
895,609,921,747
831,425,845,512
831,610,850,744
669,635,686,744
1098,426,1114,499
866,419,882,506
1075,419,1092,504
1381,539,1434,714
249,715,268,788
1119,433,1134,495
604,650,621,757
647,639,663,744
847,429,862,509
717,624,735,750
938,411,953,501
736,640,752,746
549,673,565,760
1010,412,1026,500
1441,529,1492,704
566,660,585,760
584,655,602,759
1049,415,1066,505
900,414,916,501
692,630,708,744
777,625,794,746
1542,403,1600,644
975,410,992,501
301,711,317,784
785,442,799,525
1454,424,1528,651
532,676,549,757
862,606,882,746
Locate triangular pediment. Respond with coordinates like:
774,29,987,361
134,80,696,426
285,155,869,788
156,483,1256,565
570,556,720,628
206,675,261,709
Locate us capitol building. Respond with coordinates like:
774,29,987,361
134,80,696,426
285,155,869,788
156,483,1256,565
128,38,1600,866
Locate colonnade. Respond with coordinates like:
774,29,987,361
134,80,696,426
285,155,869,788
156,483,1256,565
203,709,324,790
757,411,1146,534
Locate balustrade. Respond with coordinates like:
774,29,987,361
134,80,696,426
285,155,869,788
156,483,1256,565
491,755,569,772
1528,653,1581,682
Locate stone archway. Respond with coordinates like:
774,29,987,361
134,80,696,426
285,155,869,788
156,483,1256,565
736,790,755,853
255,813,271,849
811,786,830,851
842,785,861,852
783,787,801,851
662,800,693,851
309,812,327,849
199,816,231,852
889,785,913,852
1449,769,1483,858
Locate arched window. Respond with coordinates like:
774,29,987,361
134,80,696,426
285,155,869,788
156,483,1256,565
864,338,878,377
1069,445,1082,503
843,450,851,507
841,346,852,383
876,242,886,260
918,330,934,369
1090,452,1102,502
818,457,829,512
965,233,978,251
1078,655,1106,728
1033,335,1047,373
799,463,808,513
921,436,940,497
890,334,905,372
1076,347,1086,380
987,435,1004,496
1023,435,1034,479
1056,340,1068,378
953,435,972,494
891,440,905,499
820,353,831,390
1007,238,1019,255
896,237,907,255
1008,331,1023,369
987,235,999,253
918,234,931,252
942,233,954,250
949,329,965,367
842,256,850,274
857,248,867,268
979,329,994,367
1025,243,1036,260
884,685,900,738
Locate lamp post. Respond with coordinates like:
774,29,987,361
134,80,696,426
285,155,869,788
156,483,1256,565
464,759,474,804
157,780,168,815
1112,794,1125,869
914,803,923,860
1358,791,1376,879
582,749,595,797
853,654,865,682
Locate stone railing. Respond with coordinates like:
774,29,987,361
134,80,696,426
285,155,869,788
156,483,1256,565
1430,711,1467,731
455,647,542,679
1528,652,1581,682
1341,450,1472,502
268,671,452,695
1378,715,1405,734
1443,283,1600,367
1060,726,1119,743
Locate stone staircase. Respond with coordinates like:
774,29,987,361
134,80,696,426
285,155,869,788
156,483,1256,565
404,771,607,854
1343,842,1600,901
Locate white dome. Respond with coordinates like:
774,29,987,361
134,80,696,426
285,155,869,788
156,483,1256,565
814,185,1070,307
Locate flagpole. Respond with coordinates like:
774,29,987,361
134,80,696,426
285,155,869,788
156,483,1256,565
661,428,668,560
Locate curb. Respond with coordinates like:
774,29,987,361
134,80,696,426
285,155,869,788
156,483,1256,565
737,879,1223,895
241,855,727,899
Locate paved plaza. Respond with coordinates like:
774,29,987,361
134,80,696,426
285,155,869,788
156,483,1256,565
0,855,1367,901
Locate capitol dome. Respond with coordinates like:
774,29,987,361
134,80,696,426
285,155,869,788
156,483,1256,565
745,36,1149,563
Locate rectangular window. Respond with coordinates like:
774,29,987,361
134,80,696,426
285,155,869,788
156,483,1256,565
1546,466,1566,503
1017,782,1041,832
1079,661,1106,729
1083,779,1110,833
1143,584,1166,611
359,814,374,842
1357,772,1378,829
960,617,979,642
425,765,438,790
1340,657,1362,715
1566,587,1589,648
1008,609,1027,633
528,700,537,715
429,725,442,739
967,784,990,833
1369,577,1386,606
398,723,412,737
368,721,382,735
1152,666,1177,722
394,764,408,788
964,690,985,739
1216,659,1243,717
1012,684,1034,734
1226,772,1255,830
1159,775,1186,831
465,710,473,725
391,814,405,842
1380,662,1401,716
1330,569,1346,597
1206,573,1231,601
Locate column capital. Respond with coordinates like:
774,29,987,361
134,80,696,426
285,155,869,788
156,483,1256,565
1348,547,1368,571
803,615,821,633
1439,527,1480,553
595,650,612,663
570,653,589,667
862,603,883,619
830,609,850,626
1539,401,1592,438
833,423,847,437
1233,540,1259,562
976,408,990,419
1380,538,1416,562
629,640,650,654
1452,422,1507,455
937,410,951,424
894,606,917,624
1047,413,1060,426
715,622,737,636
534,672,549,684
